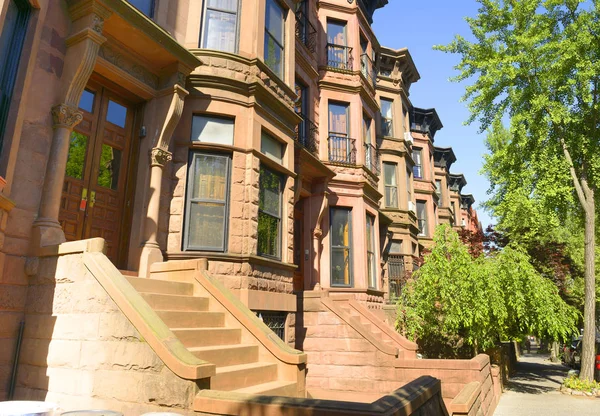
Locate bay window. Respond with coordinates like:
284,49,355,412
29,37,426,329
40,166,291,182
330,208,353,286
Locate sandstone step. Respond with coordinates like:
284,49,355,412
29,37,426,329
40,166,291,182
156,310,225,328
189,344,258,367
140,293,209,312
171,328,242,348
119,270,138,277
126,277,194,296
234,380,298,397
211,362,278,391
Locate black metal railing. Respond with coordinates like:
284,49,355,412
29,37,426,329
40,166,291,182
328,134,356,165
295,113,318,155
387,255,406,304
295,10,317,53
364,143,380,174
326,43,353,71
256,311,287,340
381,117,393,137
360,53,376,88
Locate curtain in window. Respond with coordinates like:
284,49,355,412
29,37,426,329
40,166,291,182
202,0,239,52
328,103,348,135
186,154,229,250
331,208,352,286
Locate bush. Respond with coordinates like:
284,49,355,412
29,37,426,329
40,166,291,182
562,375,600,392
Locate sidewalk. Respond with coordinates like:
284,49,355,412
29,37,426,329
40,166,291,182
494,347,599,415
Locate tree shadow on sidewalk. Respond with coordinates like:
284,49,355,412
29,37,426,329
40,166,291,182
503,354,569,395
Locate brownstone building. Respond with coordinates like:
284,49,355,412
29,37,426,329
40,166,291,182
0,1,493,414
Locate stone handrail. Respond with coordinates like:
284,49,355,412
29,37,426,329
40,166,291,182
321,296,399,357
194,376,448,415
81,248,216,380
449,381,481,415
347,299,419,353
195,269,307,365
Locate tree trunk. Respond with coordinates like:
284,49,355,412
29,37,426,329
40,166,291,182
579,190,596,381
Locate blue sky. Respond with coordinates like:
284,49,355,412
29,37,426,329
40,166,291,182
372,1,494,228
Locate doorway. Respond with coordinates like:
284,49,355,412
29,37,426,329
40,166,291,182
59,82,136,267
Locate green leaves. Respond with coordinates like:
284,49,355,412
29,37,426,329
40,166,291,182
397,225,579,358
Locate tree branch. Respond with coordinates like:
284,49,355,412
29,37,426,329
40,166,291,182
560,137,588,208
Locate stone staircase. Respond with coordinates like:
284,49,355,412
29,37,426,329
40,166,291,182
339,305,397,348
125,275,300,397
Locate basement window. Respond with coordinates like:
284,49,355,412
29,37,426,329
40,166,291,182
256,311,287,341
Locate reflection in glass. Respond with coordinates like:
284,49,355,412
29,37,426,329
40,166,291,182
65,132,88,180
106,100,127,128
97,144,121,190
264,0,284,77
192,115,234,145
203,3,238,52
258,165,282,257
330,208,352,286
78,90,95,113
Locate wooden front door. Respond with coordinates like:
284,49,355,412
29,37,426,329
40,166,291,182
59,83,135,266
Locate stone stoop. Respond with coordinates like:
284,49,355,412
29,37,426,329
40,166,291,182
126,276,300,398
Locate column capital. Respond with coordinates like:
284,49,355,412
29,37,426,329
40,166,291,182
51,104,83,129
150,147,172,167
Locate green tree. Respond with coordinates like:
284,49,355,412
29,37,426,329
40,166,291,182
438,0,600,380
397,225,578,359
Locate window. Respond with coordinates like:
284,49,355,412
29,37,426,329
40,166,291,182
327,20,350,69
366,214,377,289
412,148,422,179
383,162,398,208
417,200,427,236
328,102,354,164
0,0,30,152
380,99,394,137
406,168,412,208
387,240,404,303
185,153,230,251
330,208,352,287
127,0,154,17
363,115,376,172
264,0,285,78
192,115,234,145
261,131,284,163
435,179,443,206
258,165,283,258
451,201,457,226
201,0,240,52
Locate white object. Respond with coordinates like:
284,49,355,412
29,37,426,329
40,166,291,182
408,201,416,213
403,131,413,144
0,401,57,416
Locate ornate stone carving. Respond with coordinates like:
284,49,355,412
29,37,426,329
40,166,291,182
98,44,159,89
157,85,188,149
150,147,173,167
51,104,83,129
92,14,104,33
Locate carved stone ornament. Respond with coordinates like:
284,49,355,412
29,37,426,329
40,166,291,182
92,14,104,34
51,104,83,129
150,147,173,167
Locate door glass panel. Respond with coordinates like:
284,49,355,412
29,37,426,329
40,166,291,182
78,90,95,113
97,144,122,190
65,132,89,180
106,100,127,128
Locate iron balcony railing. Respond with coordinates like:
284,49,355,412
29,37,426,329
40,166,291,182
387,255,406,304
360,53,376,88
295,10,317,53
328,133,356,165
326,43,353,71
295,113,318,155
364,143,380,175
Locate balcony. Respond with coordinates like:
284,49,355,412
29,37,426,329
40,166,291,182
295,10,317,54
364,143,380,174
387,255,406,304
326,44,353,71
328,134,356,165
295,113,318,155
360,53,376,88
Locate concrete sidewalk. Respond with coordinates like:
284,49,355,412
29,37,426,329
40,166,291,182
494,349,599,415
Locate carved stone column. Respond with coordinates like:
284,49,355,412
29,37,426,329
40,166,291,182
138,84,188,277
30,5,109,251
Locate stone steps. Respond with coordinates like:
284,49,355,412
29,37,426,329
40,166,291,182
188,344,258,367
140,292,209,311
211,362,278,391
234,380,299,397
171,327,242,348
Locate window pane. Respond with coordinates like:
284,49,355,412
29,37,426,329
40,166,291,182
0,1,19,75
191,155,228,200
261,132,283,163
383,163,396,186
127,0,154,17
264,34,283,76
188,202,226,249
258,212,279,257
327,20,346,45
389,240,402,253
207,0,238,13
381,99,393,119
385,187,398,208
65,132,89,180
203,9,237,52
366,215,373,251
330,209,350,247
106,100,127,128
265,0,284,44
259,166,281,217
331,248,351,286
97,144,122,190
192,115,234,145
328,103,348,134
78,90,95,113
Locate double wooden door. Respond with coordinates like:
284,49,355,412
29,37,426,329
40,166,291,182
59,83,134,266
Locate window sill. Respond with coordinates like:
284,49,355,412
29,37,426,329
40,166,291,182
167,251,297,271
